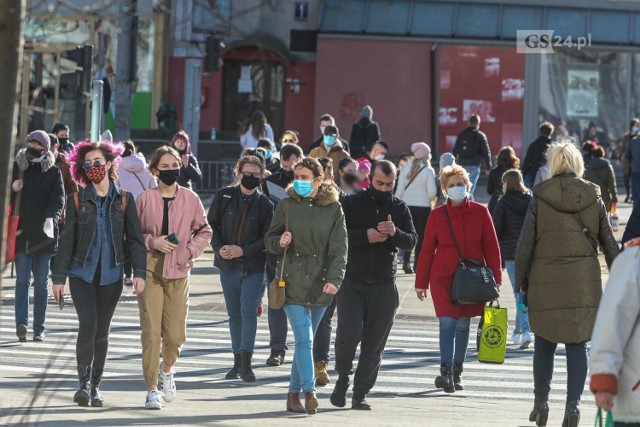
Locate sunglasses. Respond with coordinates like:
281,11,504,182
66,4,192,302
83,160,104,170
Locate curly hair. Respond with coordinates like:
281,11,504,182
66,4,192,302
68,140,124,186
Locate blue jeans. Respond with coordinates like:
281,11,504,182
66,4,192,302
219,264,264,353
283,304,327,393
439,317,471,364
466,165,481,201
15,252,52,334
505,260,530,334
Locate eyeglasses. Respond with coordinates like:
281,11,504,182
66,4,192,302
83,160,104,170
242,172,261,178
282,139,295,143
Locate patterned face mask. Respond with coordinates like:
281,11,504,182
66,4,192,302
85,164,107,184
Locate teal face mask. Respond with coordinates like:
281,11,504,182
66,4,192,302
265,149,272,160
293,179,314,197
323,135,336,147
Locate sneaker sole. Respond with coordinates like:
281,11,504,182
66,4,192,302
145,403,162,410
162,392,175,403
520,340,531,349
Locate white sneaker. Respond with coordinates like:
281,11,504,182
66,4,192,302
511,332,522,346
520,332,532,349
159,366,176,403
145,390,162,410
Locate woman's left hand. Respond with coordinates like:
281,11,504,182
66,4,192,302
323,283,338,295
132,277,146,295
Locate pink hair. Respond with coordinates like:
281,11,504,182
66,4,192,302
68,140,124,186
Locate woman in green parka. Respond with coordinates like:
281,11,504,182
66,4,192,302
515,140,619,427
265,157,348,416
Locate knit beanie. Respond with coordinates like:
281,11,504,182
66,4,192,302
26,130,51,151
439,152,456,170
411,142,431,160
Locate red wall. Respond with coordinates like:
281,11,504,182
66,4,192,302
438,45,525,156
314,38,432,157
284,62,316,147
200,68,223,132
168,57,186,129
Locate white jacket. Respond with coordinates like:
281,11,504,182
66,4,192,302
589,246,640,423
395,161,437,208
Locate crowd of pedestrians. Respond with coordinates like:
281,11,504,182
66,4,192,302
6,111,640,426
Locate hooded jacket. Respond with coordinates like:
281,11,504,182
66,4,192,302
584,157,618,210
589,246,640,424
395,160,438,208
308,142,349,179
11,149,65,255
171,131,203,189
265,183,348,306
492,191,532,260
515,175,619,344
118,153,157,199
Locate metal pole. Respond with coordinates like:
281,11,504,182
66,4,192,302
90,79,104,142
115,0,136,141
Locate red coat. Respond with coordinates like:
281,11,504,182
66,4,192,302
415,199,502,318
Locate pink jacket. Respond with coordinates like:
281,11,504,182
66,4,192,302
136,187,212,280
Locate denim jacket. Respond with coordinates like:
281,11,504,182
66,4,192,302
51,182,147,285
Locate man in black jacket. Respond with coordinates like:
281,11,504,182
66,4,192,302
452,114,491,200
349,106,381,159
522,121,554,188
331,160,417,410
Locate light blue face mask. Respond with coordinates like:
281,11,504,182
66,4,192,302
447,186,468,203
293,180,314,197
633,127,640,134
323,135,336,147
265,149,272,160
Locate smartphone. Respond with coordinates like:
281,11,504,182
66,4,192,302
59,295,65,310
166,233,180,245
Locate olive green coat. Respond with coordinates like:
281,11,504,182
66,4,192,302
264,183,348,306
515,175,619,344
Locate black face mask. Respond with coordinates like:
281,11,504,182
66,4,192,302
241,174,261,190
367,185,392,202
281,169,294,181
58,137,69,146
158,169,180,186
343,172,358,186
26,146,44,160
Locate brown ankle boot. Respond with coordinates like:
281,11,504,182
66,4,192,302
304,391,318,415
286,393,306,413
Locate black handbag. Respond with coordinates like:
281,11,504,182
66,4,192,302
444,206,499,304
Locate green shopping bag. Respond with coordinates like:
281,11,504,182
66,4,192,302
477,300,507,364
595,408,614,427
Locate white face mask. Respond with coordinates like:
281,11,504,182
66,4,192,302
375,154,385,161
447,186,468,203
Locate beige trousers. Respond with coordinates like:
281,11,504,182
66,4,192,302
138,253,189,386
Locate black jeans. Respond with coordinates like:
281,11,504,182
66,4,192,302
313,295,337,363
533,335,588,403
69,276,123,369
403,206,431,269
266,253,288,352
334,278,398,396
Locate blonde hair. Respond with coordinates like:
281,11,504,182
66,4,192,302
406,156,431,183
439,165,471,192
502,169,528,194
547,140,584,178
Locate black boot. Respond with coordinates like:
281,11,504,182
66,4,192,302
330,374,350,408
434,363,455,393
352,392,372,410
452,363,464,391
90,367,104,407
529,395,549,426
225,354,241,379
562,401,580,427
73,365,91,406
239,351,256,382
403,261,414,274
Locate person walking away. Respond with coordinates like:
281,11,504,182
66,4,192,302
264,157,348,415
487,146,520,215
522,122,554,188
49,133,78,197
51,141,147,407
515,140,619,427
309,114,350,153
452,114,491,200
589,243,640,426
584,146,618,212
135,146,213,409
350,105,381,159
52,122,75,153
11,131,65,343
395,142,437,274
208,155,274,382
620,119,638,204
491,169,532,348
170,130,202,189
331,160,418,410
435,153,456,207
118,140,157,199
415,164,502,394
309,125,349,180
240,110,275,151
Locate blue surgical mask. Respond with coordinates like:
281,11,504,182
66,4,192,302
447,186,468,203
633,127,640,134
323,135,336,147
265,149,272,160
293,180,314,197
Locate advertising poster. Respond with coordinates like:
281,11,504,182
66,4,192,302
567,70,599,117
484,57,500,77
439,107,458,126
463,99,496,123
501,79,524,101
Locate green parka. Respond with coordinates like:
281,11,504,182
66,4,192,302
264,182,348,306
515,174,619,344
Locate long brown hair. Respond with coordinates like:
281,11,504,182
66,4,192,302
502,169,528,194
241,110,267,139
497,146,520,170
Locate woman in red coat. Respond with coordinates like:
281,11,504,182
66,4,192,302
415,165,502,393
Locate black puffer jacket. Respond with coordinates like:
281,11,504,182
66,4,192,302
492,191,532,260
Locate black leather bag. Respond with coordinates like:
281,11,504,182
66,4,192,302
444,207,499,304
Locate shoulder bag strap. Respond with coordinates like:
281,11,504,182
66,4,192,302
404,166,426,191
277,205,289,281
443,205,464,263
131,172,147,192
572,213,598,254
